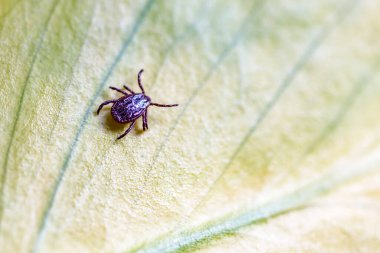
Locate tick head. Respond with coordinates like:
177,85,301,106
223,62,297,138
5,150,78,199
144,94,151,102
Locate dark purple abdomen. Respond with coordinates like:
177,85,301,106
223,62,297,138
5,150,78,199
111,94,150,123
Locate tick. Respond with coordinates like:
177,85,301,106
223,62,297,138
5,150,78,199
97,69,178,140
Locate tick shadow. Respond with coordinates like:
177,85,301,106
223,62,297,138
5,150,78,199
97,109,145,136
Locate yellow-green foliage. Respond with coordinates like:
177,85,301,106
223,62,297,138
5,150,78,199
1,0,380,252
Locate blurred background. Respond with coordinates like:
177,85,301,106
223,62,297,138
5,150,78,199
0,0,379,252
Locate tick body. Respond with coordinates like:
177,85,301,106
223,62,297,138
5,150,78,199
97,69,178,140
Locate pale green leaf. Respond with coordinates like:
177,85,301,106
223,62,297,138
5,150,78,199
1,0,380,252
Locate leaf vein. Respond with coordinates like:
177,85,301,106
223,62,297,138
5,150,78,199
142,0,266,187
31,0,156,251
169,0,360,237
0,0,61,230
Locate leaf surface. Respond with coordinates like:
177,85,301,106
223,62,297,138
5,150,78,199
0,0,380,252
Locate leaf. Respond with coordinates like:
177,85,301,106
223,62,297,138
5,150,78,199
1,0,380,252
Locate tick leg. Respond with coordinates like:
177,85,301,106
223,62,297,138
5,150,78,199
109,86,129,96
150,103,179,107
117,120,136,140
123,84,135,94
137,69,145,94
142,110,148,131
97,100,117,114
